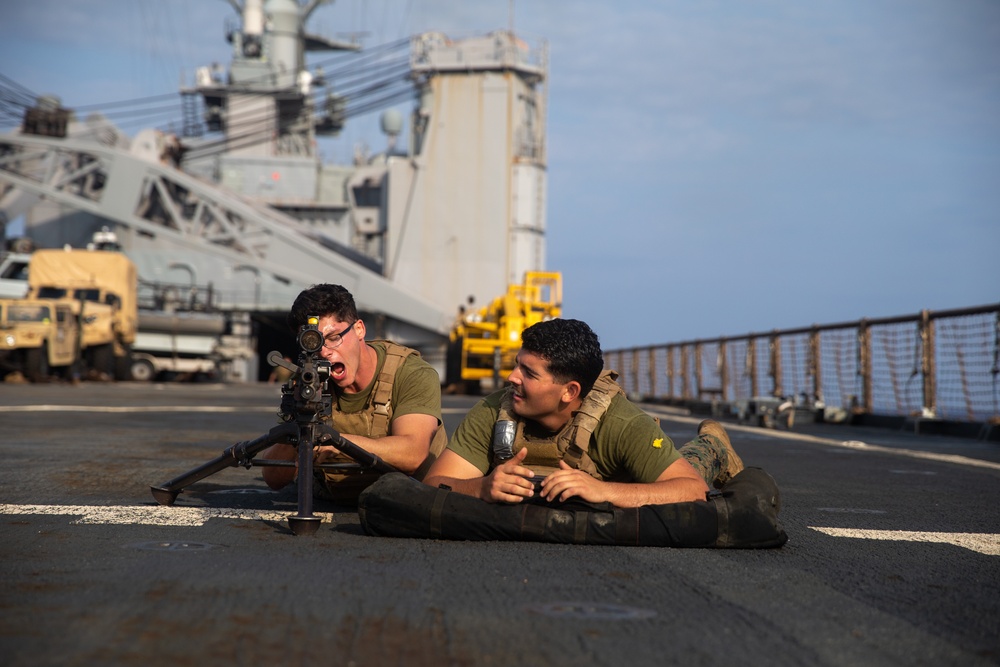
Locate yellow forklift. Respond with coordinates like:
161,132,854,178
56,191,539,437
445,271,562,393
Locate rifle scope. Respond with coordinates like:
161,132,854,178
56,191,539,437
298,316,324,354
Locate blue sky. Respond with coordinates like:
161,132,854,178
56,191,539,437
1,0,998,349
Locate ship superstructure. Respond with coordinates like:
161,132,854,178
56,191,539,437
0,0,549,377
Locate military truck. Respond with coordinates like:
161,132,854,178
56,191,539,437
0,247,139,381
0,297,80,381
1,242,258,383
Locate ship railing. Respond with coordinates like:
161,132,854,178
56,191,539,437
604,303,1000,428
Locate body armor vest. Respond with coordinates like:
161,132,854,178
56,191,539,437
492,370,624,480
318,341,446,500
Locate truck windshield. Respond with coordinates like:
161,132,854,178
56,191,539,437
9,304,52,322
73,289,101,302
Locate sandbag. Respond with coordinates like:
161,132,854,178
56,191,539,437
357,467,787,549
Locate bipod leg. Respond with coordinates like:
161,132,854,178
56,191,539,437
151,422,298,505
287,421,322,536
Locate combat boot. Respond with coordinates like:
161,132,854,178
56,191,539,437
698,419,744,487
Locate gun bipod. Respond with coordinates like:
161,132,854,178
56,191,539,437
150,423,394,536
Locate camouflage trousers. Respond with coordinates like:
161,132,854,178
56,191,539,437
678,433,735,489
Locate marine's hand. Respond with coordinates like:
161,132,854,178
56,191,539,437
540,461,609,503
313,445,340,464
481,447,536,503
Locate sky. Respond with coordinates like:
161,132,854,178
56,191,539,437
1,0,998,350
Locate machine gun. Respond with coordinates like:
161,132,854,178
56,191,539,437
150,316,398,536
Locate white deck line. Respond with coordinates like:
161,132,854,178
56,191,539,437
809,527,1000,556
0,503,334,526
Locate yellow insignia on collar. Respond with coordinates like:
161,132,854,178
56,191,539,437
652,438,663,449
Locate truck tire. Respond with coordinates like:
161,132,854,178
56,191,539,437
114,350,133,381
130,358,156,382
25,344,51,382
90,343,115,379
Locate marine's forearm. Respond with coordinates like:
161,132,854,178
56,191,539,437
328,434,425,474
421,473,487,500
600,477,709,508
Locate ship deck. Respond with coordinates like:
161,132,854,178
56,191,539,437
1,381,998,665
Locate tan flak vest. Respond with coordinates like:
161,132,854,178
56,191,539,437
493,369,624,480
316,340,447,501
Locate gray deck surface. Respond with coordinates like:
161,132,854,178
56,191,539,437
1,382,998,666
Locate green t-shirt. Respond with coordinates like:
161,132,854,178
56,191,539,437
332,341,442,427
448,390,680,483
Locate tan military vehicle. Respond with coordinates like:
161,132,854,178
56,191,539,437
0,247,138,381
27,248,138,379
0,298,80,381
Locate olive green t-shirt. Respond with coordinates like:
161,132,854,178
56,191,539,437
332,341,442,426
448,390,680,482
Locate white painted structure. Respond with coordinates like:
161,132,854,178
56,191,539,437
387,30,549,317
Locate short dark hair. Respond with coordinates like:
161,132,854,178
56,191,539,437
520,318,604,396
287,284,358,332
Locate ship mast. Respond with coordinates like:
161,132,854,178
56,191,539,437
190,0,359,159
